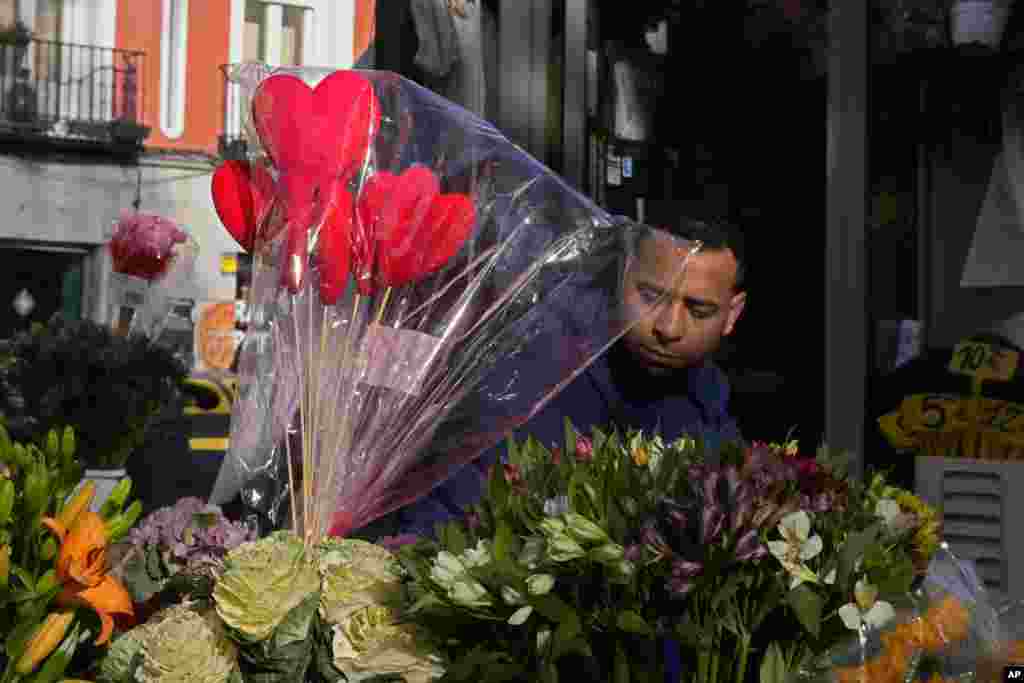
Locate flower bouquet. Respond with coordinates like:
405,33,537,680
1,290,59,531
107,211,199,343
207,63,699,545
393,426,950,683
0,423,142,682
797,542,1024,683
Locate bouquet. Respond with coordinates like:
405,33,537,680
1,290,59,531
0,423,141,681
107,210,199,343
207,64,700,545
799,543,1024,683
394,426,947,683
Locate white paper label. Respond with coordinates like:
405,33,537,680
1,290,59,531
607,153,622,186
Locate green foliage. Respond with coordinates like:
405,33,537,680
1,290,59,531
0,315,186,469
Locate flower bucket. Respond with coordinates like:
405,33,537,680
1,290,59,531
951,0,1013,48
82,468,127,512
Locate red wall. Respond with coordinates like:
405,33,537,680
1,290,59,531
116,0,231,154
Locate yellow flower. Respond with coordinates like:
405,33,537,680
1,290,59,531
331,605,443,683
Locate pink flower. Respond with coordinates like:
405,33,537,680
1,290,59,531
550,446,562,465
379,534,420,550
575,436,593,463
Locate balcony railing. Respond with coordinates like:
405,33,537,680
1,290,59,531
0,35,149,150
219,65,247,160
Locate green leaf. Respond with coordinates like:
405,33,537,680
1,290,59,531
614,642,630,683
787,585,824,639
759,642,787,683
563,417,576,463
838,524,880,587
530,593,575,624
488,450,510,512
616,610,654,636
438,520,468,556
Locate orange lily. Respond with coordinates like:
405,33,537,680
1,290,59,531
41,511,134,645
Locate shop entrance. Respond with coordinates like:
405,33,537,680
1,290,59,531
0,245,85,340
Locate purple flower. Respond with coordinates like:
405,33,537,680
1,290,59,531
672,559,703,578
702,470,722,505
702,506,725,545
668,577,695,597
624,544,643,562
733,497,757,532
668,509,688,530
464,510,482,531
734,529,767,562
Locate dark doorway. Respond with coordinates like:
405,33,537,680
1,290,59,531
0,246,84,340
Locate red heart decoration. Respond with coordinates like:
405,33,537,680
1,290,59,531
251,71,381,297
212,160,266,252
312,70,381,183
280,215,310,294
251,74,315,171
355,166,441,291
316,186,354,306
421,193,476,275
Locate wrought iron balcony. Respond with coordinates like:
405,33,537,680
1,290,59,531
0,32,149,152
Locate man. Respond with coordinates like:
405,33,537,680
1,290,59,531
391,216,748,536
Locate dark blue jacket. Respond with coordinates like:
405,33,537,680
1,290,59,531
396,342,741,535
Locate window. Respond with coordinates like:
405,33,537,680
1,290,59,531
243,1,310,66
0,0,16,29
160,0,188,138
243,0,264,62
33,0,61,81
281,5,305,66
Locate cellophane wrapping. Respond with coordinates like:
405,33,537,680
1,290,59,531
796,544,1024,682
107,210,198,344
208,64,700,542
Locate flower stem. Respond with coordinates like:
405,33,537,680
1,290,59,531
735,634,751,683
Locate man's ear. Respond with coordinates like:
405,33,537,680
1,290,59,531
723,291,747,336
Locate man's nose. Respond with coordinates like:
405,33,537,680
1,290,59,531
652,304,686,344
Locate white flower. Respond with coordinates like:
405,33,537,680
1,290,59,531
501,586,525,605
448,579,492,609
508,606,533,626
543,496,570,517
536,628,552,654
838,579,895,632
526,574,555,596
518,538,544,570
823,568,837,585
875,499,901,526
461,540,492,568
430,551,467,589
767,511,824,589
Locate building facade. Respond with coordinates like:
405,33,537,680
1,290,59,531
0,0,358,341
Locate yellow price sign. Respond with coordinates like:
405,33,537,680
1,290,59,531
948,341,1018,382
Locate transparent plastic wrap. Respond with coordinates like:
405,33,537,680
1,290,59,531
795,544,1023,683
208,65,701,543
107,210,199,343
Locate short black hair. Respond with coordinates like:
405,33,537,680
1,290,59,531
654,216,746,292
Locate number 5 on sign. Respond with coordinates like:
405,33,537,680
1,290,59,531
949,341,1019,382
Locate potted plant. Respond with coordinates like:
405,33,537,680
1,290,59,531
0,315,186,509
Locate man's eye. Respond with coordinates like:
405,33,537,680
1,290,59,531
690,307,717,320
638,286,661,303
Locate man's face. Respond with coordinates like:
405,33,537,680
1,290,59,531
620,234,746,375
